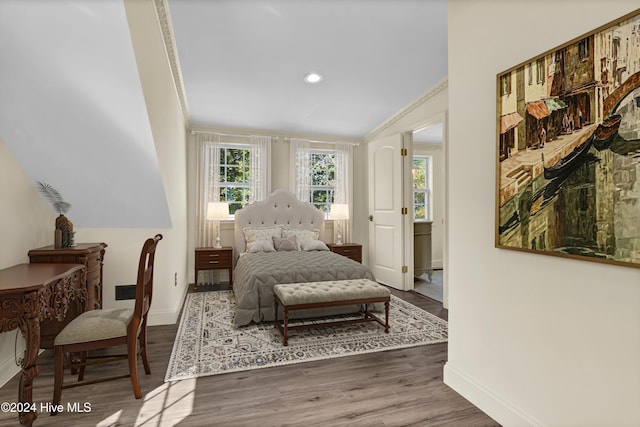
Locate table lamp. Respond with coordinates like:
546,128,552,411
329,203,349,245
207,202,229,248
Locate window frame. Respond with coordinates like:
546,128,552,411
216,144,252,218
308,149,336,217
413,155,432,221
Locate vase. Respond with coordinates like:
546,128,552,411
55,214,75,248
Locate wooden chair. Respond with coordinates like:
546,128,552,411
51,234,162,413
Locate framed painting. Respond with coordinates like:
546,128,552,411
496,8,640,268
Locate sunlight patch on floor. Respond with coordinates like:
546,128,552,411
96,379,196,427
134,379,196,426
97,410,123,427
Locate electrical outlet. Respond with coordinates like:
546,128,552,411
174,272,177,286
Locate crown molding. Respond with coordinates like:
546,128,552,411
154,0,191,128
190,123,362,145
365,77,448,142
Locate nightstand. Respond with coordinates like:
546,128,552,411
194,247,233,289
327,243,362,263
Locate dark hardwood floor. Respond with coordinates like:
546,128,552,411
0,285,499,426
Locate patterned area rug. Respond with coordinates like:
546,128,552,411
165,290,448,381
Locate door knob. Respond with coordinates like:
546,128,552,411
368,215,373,222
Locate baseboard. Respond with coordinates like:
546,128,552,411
149,306,180,326
0,347,44,389
444,362,543,427
432,259,443,269
0,353,21,388
148,282,189,326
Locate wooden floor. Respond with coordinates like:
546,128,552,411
0,286,499,427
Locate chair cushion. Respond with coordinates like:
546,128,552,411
54,308,134,346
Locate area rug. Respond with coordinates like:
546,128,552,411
164,290,447,381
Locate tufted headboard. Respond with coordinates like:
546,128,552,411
234,189,325,256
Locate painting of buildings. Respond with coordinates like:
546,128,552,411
496,10,640,267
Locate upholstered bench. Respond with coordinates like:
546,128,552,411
273,279,390,346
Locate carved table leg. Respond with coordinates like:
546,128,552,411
18,290,40,426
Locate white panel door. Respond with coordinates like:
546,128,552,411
368,134,405,290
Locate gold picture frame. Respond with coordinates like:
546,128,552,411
496,8,640,268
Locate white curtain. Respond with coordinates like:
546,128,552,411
249,135,271,203
195,134,221,284
333,143,353,243
289,138,311,202
195,133,221,248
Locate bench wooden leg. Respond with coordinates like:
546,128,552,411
283,309,289,346
384,301,390,333
274,297,279,332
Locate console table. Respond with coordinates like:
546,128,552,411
0,263,86,426
28,243,106,312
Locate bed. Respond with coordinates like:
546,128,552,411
233,189,375,326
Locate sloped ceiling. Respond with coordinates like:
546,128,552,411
0,0,171,228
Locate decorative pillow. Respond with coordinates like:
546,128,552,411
248,239,276,253
243,225,283,252
283,227,320,251
272,235,297,251
300,239,329,251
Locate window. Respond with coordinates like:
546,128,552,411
536,58,545,84
500,73,511,96
217,146,251,215
309,150,336,214
195,133,270,247
291,139,352,229
413,156,432,221
578,38,590,61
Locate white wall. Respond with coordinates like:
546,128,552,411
445,2,640,426
0,139,57,386
77,0,189,326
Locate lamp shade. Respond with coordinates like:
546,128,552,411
207,202,229,221
329,204,349,220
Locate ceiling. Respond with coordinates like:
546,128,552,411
0,0,171,228
167,0,448,138
0,0,447,228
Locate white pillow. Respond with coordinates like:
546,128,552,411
283,227,320,251
300,239,329,251
248,239,276,253
243,225,283,252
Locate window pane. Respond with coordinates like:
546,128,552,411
229,202,243,215
414,205,425,220
413,159,426,189
226,166,243,183
226,148,244,166
414,192,425,204
312,190,328,204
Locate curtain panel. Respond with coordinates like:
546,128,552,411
289,138,311,202
195,133,221,248
333,143,353,244
249,135,271,203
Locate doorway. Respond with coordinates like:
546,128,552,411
412,121,445,303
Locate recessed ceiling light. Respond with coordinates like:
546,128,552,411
304,73,323,84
